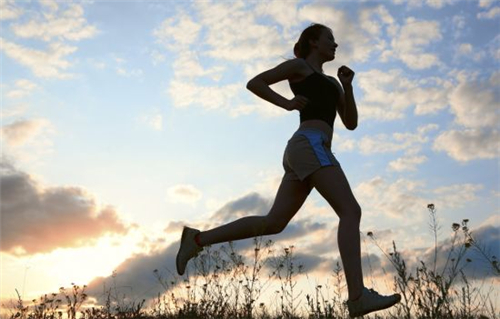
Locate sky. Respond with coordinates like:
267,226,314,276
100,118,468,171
1,0,499,315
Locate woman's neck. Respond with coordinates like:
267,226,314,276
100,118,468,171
304,56,325,74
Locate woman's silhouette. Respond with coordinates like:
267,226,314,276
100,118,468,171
176,23,401,317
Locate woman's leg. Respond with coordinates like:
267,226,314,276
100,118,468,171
307,165,364,301
197,178,312,246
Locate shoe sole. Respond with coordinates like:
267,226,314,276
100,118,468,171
176,227,190,276
349,294,401,318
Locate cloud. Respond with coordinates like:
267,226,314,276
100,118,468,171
167,79,241,111
172,51,225,81
0,38,77,79
0,163,130,255
477,6,500,19
5,79,38,99
357,69,450,120
0,0,24,20
211,192,272,224
10,3,97,42
433,129,500,162
357,124,439,155
153,12,202,51
392,0,458,8
433,184,483,209
388,155,428,172
383,17,442,69
355,176,483,220
166,184,203,204
298,3,386,63
355,176,428,219
140,111,163,131
416,223,500,280
197,1,287,62
448,73,500,129
1,118,53,147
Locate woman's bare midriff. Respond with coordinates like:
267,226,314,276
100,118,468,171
298,119,333,144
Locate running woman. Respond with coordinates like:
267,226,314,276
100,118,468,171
176,23,401,318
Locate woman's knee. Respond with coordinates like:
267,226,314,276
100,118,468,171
264,215,287,234
339,204,362,223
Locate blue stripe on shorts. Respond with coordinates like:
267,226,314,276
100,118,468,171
294,129,334,166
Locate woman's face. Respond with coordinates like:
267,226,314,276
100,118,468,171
313,29,338,61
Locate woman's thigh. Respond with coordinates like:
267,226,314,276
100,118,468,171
306,165,361,218
266,177,312,231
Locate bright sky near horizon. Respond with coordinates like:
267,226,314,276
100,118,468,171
1,0,499,314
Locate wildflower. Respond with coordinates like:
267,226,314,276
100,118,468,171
452,223,460,231
427,203,435,210
367,231,373,237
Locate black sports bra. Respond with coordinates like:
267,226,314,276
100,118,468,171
289,61,342,128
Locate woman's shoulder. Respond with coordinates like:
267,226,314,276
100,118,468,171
282,58,315,82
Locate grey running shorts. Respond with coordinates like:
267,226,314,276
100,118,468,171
282,129,341,181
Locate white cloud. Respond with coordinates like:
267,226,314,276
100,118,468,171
392,0,458,8
357,124,438,155
1,118,56,165
433,184,483,209
356,176,483,220
298,3,384,63
254,0,301,33
140,110,163,131
173,52,225,80
0,0,24,20
448,73,500,129
11,3,97,42
167,79,241,111
384,17,442,69
458,43,473,55
355,176,428,218
0,38,77,79
196,1,287,62
479,0,496,8
1,119,53,147
166,184,202,204
477,6,500,19
116,67,143,78
6,79,38,99
433,129,499,162
389,155,428,172
0,104,28,119
358,69,450,120
153,12,202,51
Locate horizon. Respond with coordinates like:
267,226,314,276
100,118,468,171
1,0,499,316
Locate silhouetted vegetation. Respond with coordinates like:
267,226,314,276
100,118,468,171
3,205,498,319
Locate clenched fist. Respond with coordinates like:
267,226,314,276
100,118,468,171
338,65,355,86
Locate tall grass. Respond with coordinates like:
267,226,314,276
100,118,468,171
3,204,498,319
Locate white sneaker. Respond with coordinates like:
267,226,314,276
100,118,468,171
347,287,401,318
176,226,203,276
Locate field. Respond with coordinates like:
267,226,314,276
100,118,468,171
3,205,499,319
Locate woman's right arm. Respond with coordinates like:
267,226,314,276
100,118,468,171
246,59,309,111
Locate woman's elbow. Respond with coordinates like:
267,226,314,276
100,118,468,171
246,78,259,91
346,122,358,130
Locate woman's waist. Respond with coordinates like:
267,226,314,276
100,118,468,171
293,120,333,146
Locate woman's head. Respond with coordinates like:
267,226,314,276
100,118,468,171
294,23,334,59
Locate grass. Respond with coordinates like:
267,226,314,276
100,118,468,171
3,204,499,319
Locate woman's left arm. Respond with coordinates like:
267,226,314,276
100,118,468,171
337,65,358,130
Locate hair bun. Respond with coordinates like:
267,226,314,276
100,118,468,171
293,42,301,58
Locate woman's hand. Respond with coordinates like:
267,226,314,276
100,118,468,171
285,95,309,111
338,65,355,86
